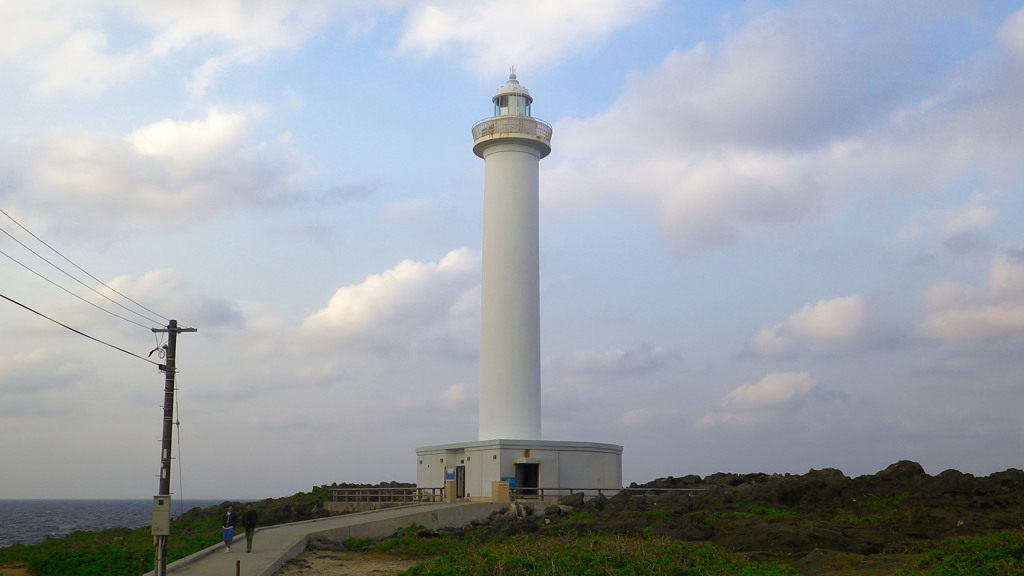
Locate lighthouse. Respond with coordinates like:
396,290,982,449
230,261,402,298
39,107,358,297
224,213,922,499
416,73,621,502
472,71,550,441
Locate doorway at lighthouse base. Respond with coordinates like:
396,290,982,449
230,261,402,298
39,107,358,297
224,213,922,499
416,439,623,501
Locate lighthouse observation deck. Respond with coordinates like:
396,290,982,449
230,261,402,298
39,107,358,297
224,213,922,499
472,115,552,158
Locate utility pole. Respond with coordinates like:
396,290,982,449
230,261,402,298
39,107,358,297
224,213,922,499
152,319,196,576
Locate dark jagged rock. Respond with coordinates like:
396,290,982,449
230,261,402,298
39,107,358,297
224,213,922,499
369,460,1024,573
557,492,585,507
532,461,1024,559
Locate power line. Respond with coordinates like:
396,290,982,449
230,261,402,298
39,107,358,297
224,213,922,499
0,206,170,324
0,291,164,368
0,245,157,330
0,226,165,326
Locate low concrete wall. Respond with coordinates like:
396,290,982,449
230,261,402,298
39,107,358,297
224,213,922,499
325,501,405,514
311,502,513,543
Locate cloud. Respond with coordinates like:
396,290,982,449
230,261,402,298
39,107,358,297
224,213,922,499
748,296,867,357
0,349,87,397
396,0,660,75
617,406,680,429
2,0,664,97
543,5,1024,257
997,8,1024,54
0,109,308,236
544,341,677,397
559,341,676,377
298,248,480,357
0,0,340,97
891,192,997,254
0,2,142,95
103,269,244,329
696,371,818,429
915,252,1024,343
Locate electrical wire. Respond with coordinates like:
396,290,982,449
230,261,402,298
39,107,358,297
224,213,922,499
0,226,164,327
0,207,170,324
0,291,164,368
0,245,156,330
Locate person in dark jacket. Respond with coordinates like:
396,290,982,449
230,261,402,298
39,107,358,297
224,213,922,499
222,505,238,552
242,503,259,553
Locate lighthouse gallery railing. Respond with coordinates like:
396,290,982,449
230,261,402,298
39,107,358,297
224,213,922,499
472,116,552,142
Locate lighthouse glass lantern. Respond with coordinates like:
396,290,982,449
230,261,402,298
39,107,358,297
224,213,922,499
493,73,532,117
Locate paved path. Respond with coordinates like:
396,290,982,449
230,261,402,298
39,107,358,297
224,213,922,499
149,502,508,576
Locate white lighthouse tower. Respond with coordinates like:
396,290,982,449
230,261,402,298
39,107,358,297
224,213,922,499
474,71,549,441
416,72,622,501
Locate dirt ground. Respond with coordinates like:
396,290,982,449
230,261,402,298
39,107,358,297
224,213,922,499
274,550,420,576
0,563,33,576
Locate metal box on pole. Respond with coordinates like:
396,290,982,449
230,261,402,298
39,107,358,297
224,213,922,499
152,495,171,536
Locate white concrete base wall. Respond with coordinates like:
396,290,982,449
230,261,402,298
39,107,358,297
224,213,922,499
416,439,623,500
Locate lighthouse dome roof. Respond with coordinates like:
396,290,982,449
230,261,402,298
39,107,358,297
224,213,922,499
493,71,532,103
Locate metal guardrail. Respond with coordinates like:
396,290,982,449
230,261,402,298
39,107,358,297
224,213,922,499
472,116,552,142
329,486,707,506
509,487,706,501
329,487,445,504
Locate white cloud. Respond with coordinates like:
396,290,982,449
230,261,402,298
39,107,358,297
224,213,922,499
440,383,474,409
749,296,867,357
723,372,817,409
298,248,480,356
0,0,339,96
617,406,680,429
916,252,1024,343
696,371,818,429
997,8,1024,54
892,192,997,252
1,0,661,97
1,109,308,235
397,0,660,75
560,341,675,377
544,5,1024,257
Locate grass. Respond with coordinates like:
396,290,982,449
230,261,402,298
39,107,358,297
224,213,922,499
897,530,1024,576
387,530,800,576
714,505,798,520
0,523,220,576
0,487,337,576
4,490,1023,576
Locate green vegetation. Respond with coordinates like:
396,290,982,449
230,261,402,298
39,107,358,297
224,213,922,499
565,510,596,525
380,530,799,576
828,492,917,527
859,492,909,509
373,525,466,559
5,482,1024,576
640,509,670,521
0,516,220,576
713,505,798,520
0,486,336,576
898,531,1024,576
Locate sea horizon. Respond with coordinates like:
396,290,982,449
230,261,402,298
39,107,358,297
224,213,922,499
0,498,225,548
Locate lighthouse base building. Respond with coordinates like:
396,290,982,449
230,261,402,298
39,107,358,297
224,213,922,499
416,73,622,502
416,439,622,501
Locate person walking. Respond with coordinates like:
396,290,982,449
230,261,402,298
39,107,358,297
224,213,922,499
222,505,238,552
242,503,259,553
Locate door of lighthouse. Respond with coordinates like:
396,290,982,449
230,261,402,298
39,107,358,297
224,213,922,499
515,463,539,496
455,466,466,499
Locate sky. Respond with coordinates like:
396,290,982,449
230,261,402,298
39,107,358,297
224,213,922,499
1,0,1023,500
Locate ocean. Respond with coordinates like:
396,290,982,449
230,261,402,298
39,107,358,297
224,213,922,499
0,499,223,548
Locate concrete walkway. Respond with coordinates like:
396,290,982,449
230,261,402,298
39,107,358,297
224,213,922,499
148,502,509,576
